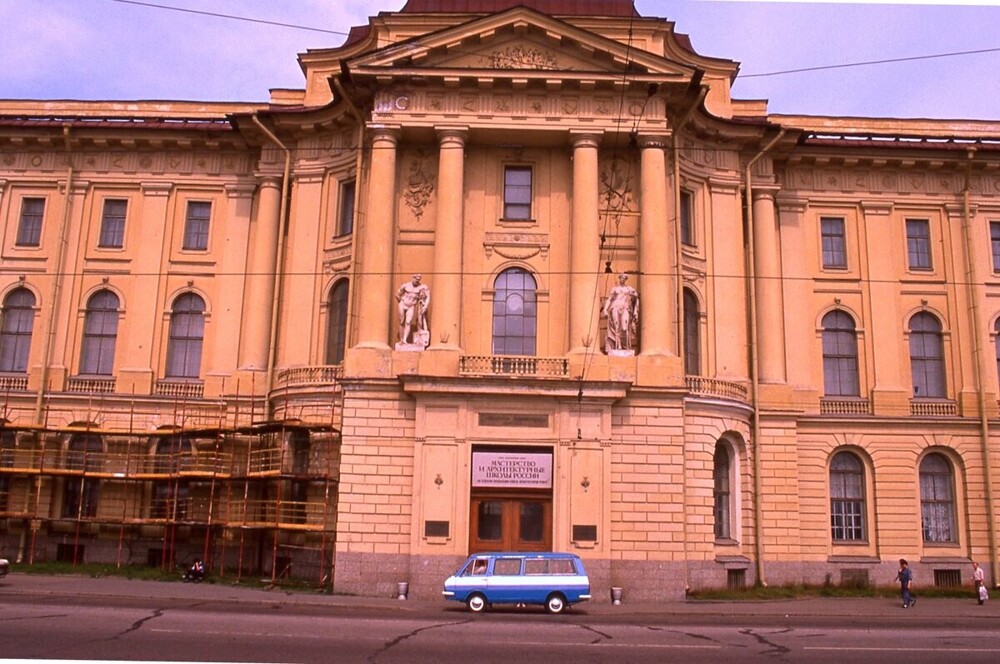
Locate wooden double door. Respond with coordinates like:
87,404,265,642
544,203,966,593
469,491,552,553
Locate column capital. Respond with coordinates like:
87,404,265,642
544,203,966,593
569,131,602,150
368,124,401,144
255,175,282,190
435,126,468,144
637,134,669,150
751,187,779,202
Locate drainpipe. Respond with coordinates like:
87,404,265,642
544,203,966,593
33,125,75,424
250,115,291,413
744,128,786,587
670,83,706,594
959,147,999,586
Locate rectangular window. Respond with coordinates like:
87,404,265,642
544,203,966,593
680,190,694,246
906,218,932,270
820,217,847,269
503,166,532,221
336,180,355,237
98,199,127,248
991,221,1000,272
16,198,45,247
182,201,211,250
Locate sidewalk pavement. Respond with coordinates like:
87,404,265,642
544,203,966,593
3,572,998,620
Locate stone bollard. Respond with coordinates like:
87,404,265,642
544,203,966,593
610,586,623,605
397,581,409,600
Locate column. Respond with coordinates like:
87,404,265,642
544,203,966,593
239,176,281,370
638,135,674,355
569,133,601,354
752,190,786,383
354,127,399,349
429,127,467,350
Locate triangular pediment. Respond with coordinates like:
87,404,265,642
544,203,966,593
346,7,696,86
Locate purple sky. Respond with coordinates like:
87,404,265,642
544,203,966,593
2,0,998,120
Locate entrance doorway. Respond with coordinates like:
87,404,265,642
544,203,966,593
469,493,552,553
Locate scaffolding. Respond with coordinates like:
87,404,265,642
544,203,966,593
0,419,340,587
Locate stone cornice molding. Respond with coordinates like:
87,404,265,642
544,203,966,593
860,200,893,216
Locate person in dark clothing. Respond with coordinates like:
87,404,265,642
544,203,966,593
897,558,915,608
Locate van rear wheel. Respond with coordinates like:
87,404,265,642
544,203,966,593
545,593,566,614
467,593,488,613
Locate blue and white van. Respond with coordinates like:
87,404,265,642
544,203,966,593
442,552,591,614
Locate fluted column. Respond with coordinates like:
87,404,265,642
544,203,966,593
569,132,601,354
355,127,399,349
752,189,786,383
240,176,281,369
429,127,467,350
638,135,674,355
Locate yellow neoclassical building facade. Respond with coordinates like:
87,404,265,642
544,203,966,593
1,0,999,599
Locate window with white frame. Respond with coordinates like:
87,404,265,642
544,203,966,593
822,310,860,397
79,290,120,376
820,217,847,269
165,293,205,379
492,268,537,356
98,199,127,248
906,218,932,270
0,288,36,373
919,453,956,543
830,451,866,541
502,166,532,221
909,312,946,398
182,201,211,251
16,198,45,247
336,180,355,237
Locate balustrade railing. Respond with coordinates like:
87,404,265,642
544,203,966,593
459,355,569,377
276,365,343,388
154,380,204,399
820,398,872,415
910,400,958,417
66,377,116,393
685,376,750,403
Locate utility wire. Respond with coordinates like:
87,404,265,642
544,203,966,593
104,0,1000,81
742,46,1000,78
107,0,351,36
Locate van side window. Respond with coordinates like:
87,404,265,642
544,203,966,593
494,558,522,576
549,559,575,575
464,559,489,576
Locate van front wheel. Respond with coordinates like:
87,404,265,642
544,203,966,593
467,593,488,613
545,593,566,614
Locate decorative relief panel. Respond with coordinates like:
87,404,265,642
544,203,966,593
403,151,436,221
484,231,550,260
783,167,997,197
0,150,252,175
483,46,558,70
599,156,636,212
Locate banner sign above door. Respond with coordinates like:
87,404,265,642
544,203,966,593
472,449,553,489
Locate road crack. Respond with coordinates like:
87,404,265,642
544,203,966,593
369,618,472,663
741,627,792,657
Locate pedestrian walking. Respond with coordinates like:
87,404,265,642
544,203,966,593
897,559,915,608
973,562,987,605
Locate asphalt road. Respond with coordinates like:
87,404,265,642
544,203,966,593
2,574,999,663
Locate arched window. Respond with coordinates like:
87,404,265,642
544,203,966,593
492,268,537,356
79,290,120,375
830,451,865,541
713,441,732,540
151,436,191,520
62,434,102,518
822,310,860,397
325,280,349,365
166,293,205,379
683,289,701,376
909,312,945,398
919,453,956,543
0,288,36,373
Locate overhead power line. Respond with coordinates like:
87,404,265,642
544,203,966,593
107,0,350,36
742,46,1000,78
104,0,1000,82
